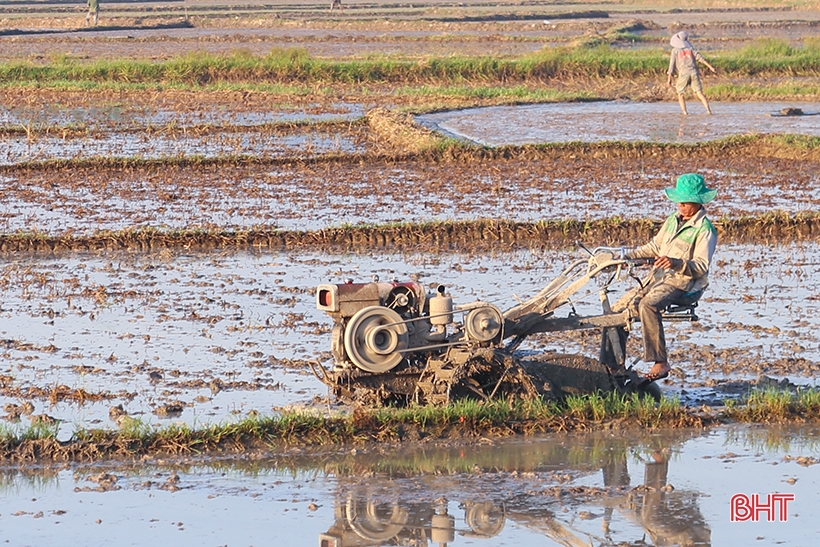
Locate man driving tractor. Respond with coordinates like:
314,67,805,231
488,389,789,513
314,174,718,404
616,173,718,384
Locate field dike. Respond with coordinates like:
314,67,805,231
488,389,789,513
1,389,819,462
1,213,819,253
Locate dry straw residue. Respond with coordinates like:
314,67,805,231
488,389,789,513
365,107,444,155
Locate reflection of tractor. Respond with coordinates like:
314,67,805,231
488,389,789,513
320,496,505,547
316,430,710,547
312,247,700,405
319,463,710,547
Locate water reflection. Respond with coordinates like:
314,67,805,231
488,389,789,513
1,426,819,545
603,451,710,547
318,430,711,546
321,497,504,546
0,465,61,496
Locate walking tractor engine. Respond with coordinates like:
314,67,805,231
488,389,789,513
315,280,504,374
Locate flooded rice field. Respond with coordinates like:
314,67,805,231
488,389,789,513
1,242,819,441
1,425,819,546
418,101,820,146
6,99,817,165
0,101,364,128
2,1,820,538
1,95,818,235
2,147,819,235
0,127,361,165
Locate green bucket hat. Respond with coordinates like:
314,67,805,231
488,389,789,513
664,173,717,204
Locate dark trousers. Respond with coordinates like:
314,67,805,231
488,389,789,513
610,282,686,364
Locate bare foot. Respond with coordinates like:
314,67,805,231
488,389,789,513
645,362,671,380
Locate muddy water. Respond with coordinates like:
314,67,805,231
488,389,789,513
0,102,365,165
1,425,818,546
418,101,820,145
1,242,819,438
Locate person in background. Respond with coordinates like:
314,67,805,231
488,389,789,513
86,0,100,26
667,31,716,115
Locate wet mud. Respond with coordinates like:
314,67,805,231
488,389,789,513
0,140,819,237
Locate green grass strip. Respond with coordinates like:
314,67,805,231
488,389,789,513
2,39,819,89
2,388,820,461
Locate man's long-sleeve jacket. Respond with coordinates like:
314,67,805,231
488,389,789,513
628,209,717,292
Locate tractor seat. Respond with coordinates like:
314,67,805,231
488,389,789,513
662,289,704,321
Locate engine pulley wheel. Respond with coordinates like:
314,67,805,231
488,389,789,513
344,306,409,373
346,495,408,542
464,305,503,342
464,502,506,538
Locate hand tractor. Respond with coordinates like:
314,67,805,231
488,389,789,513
311,246,700,405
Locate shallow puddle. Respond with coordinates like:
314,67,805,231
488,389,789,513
418,101,820,145
0,242,818,438
1,425,817,546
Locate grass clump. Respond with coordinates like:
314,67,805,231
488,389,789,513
723,388,820,422
564,392,683,426
372,397,559,428
369,392,688,434
769,134,820,149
